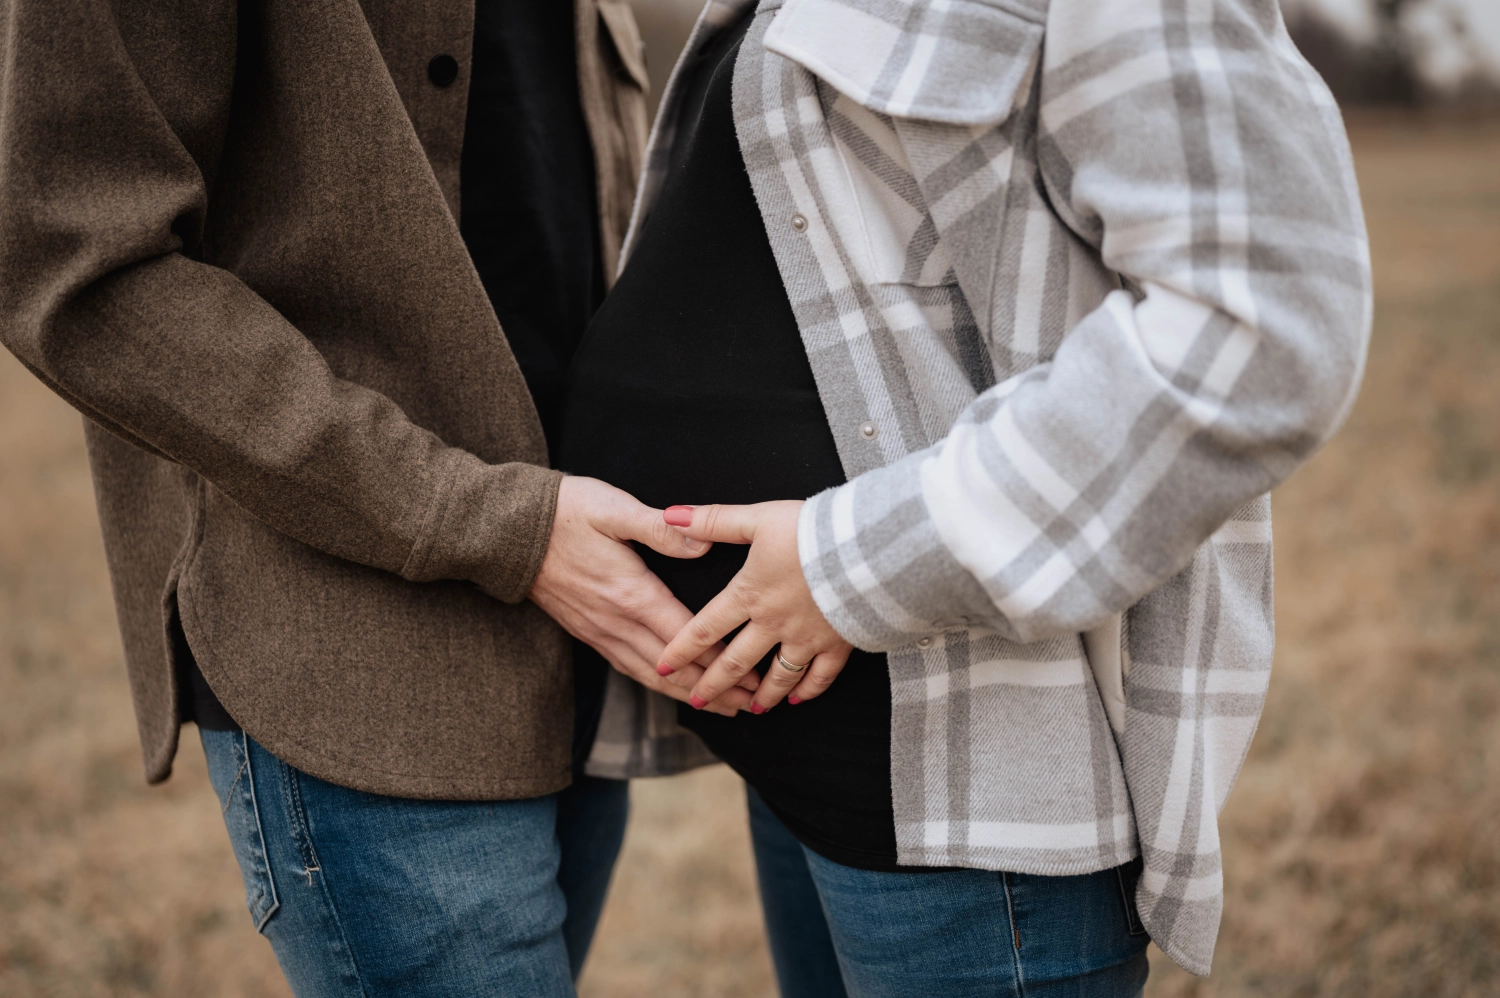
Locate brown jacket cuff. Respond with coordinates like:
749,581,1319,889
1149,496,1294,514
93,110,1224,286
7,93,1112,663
401,452,563,603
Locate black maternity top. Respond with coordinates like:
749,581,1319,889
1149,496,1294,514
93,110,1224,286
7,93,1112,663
559,12,906,871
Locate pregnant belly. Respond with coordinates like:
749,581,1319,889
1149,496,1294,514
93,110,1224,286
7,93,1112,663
560,347,903,870
558,365,847,613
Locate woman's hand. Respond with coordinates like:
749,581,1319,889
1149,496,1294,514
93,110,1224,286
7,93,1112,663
657,501,853,712
528,477,757,717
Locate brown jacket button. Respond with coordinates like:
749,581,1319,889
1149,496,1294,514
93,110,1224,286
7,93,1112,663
428,55,460,87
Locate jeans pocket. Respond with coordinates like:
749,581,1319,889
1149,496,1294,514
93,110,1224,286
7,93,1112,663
201,728,281,932
1116,858,1147,936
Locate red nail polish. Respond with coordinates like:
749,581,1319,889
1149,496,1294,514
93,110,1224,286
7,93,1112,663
664,505,694,527
750,702,766,715
788,695,803,705
689,694,707,710
657,662,675,677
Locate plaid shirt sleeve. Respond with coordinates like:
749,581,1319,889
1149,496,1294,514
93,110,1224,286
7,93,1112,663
798,0,1372,652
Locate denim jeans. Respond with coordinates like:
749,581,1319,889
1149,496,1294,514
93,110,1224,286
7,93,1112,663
200,728,629,997
747,788,1150,998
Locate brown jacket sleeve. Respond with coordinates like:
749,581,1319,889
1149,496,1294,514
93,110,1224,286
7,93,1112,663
0,0,560,603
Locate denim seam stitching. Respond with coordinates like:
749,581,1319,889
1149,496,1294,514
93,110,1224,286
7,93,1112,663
282,763,322,886
280,760,373,998
1002,871,1026,996
240,730,281,933
221,756,247,816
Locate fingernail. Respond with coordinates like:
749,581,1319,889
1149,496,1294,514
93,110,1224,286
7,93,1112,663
664,505,694,527
749,702,766,715
689,694,708,710
657,662,675,677
683,538,708,554
788,695,803,705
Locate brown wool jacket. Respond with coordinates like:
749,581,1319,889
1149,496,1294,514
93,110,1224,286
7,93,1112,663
0,0,650,799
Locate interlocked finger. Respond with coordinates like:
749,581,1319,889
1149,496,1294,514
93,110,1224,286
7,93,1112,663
597,619,749,716
658,644,761,694
747,644,815,711
688,622,778,709
659,582,751,676
786,646,853,705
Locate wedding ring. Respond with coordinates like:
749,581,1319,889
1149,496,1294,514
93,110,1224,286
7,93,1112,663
776,651,808,673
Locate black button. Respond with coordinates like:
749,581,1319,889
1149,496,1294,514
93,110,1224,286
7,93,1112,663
427,54,459,87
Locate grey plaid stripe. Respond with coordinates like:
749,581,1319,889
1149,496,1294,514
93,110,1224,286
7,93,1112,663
590,0,1370,976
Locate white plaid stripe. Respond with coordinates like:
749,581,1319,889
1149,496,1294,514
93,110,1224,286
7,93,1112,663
589,0,1371,975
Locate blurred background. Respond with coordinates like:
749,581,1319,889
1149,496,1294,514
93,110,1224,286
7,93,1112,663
1,0,1496,995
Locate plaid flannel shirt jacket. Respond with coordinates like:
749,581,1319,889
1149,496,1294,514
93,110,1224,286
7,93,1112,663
587,0,1371,973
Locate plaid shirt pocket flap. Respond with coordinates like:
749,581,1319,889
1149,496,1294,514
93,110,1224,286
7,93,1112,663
763,0,1044,126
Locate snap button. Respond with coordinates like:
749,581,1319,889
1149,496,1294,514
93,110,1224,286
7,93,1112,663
791,213,808,232
917,637,933,649
859,421,878,440
428,54,460,87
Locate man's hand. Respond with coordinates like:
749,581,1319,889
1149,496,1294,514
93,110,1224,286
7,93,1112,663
657,501,853,713
528,477,757,716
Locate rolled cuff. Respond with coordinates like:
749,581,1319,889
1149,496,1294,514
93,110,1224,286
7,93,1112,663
402,454,564,604
797,448,1010,651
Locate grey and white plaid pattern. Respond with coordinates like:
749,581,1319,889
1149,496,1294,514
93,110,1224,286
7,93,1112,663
590,0,1370,974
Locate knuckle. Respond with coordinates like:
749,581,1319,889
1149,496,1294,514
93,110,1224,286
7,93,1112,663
716,659,749,679
649,517,677,547
613,589,645,618
687,617,720,645
603,578,639,609
737,583,768,616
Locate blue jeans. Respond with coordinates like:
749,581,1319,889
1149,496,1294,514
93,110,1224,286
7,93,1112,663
747,788,1150,998
200,728,629,997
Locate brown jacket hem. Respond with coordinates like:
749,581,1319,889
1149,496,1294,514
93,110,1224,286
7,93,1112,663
231,722,574,801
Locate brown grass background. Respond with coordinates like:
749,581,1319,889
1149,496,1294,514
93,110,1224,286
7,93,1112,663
1,44,1496,998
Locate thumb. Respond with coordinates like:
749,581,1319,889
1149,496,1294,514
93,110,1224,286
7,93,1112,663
616,501,714,560
663,503,760,545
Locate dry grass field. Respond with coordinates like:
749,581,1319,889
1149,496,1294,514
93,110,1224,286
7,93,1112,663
0,111,1496,997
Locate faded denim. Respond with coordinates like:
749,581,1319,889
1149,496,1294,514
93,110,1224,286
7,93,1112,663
201,728,628,997
748,787,1150,998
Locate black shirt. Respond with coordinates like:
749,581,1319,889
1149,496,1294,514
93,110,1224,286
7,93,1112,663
460,0,602,461
558,13,906,870
188,0,604,745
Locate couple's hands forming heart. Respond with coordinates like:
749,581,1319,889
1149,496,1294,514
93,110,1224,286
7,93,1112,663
527,477,852,717
655,502,853,713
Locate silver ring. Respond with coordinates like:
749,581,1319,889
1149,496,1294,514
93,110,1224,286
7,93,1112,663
776,651,808,673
